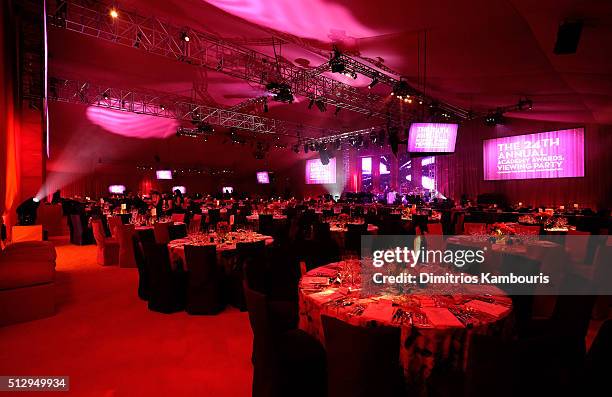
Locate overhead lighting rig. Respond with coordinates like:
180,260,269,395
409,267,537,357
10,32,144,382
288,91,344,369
483,98,533,126
266,82,294,103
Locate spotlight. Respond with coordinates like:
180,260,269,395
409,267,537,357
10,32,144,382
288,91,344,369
333,140,341,150
263,98,269,113
304,144,309,153
16,197,40,225
484,109,505,126
109,8,118,18
392,80,410,98
292,144,300,153
378,129,386,146
368,78,379,89
334,106,341,116
160,104,166,110
330,49,345,73
388,127,400,156
180,32,190,42
319,150,330,165
102,90,109,100
266,82,293,103
518,98,533,110
308,98,315,109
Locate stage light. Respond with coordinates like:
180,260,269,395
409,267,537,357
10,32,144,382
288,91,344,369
109,9,118,18
368,78,379,89
334,106,341,116
304,144,309,153
308,98,315,109
315,99,326,112
102,90,109,100
333,140,341,150
16,197,40,225
518,98,533,110
181,32,190,42
263,98,268,112
292,144,300,153
160,104,165,110
484,109,505,126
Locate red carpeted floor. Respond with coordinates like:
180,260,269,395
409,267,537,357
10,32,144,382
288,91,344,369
0,238,253,397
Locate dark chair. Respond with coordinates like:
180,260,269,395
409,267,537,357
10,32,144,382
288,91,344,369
345,223,367,253
321,314,404,397
322,209,334,218
168,222,187,241
245,284,326,397
583,319,612,393
184,245,224,315
258,214,274,237
132,235,149,300
499,253,541,334
227,240,266,310
141,242,186,313
207,209,221,225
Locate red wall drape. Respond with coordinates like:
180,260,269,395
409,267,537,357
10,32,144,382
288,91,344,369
1,1,21,238
435,119,612,209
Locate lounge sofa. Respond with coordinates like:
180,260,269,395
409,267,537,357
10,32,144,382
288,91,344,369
0,241,57,326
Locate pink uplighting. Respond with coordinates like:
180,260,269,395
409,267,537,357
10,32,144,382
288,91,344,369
86,107,179,139
203,0,379,42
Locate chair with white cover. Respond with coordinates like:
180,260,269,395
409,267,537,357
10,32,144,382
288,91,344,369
91,219,119,266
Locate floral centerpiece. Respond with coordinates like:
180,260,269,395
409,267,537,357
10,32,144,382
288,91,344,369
518,214,537,225
488,222,516,244
216,221,230,239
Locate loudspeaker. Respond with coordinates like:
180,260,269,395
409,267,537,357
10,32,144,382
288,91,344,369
554,21,583,55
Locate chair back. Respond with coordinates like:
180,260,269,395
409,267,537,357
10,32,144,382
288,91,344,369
515,225,540,235
107,216,123,238
184,244,222,314
258,214,274,236
322,315,404,397
463,222,486,235
313,222,331,242
171,213,186,223
566,229,591,263
208,209,221,225
117,223,136,267
189,214,202,234
132,234,149,300
426,222,443,235
91,219,107,247
154,222,171,244
141,242,185,313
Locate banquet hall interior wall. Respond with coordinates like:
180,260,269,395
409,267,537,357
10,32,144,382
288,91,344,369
38,115,612,209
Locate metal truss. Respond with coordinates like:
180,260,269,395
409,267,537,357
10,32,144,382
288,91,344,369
43,77,345,138
336,54,471,120
47,0,388,118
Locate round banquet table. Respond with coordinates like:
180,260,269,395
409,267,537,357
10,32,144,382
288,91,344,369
298,261,513,390
245,214,288,228
167,232,273,271
446,235,564,316
329,223,378,248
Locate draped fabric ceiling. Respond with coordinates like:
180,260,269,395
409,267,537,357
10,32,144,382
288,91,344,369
46,0,612,179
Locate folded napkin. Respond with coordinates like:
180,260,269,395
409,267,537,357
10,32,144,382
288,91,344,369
308,289,345,304
302,276,330,286
313,267,339,277
421,307,464,327
464,300,510,318
360,303,396,323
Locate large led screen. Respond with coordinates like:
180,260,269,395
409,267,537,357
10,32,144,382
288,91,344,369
483,128,584,180
408,123,458,152
256,172,270,184
305,158,336,184
155,170,173,180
